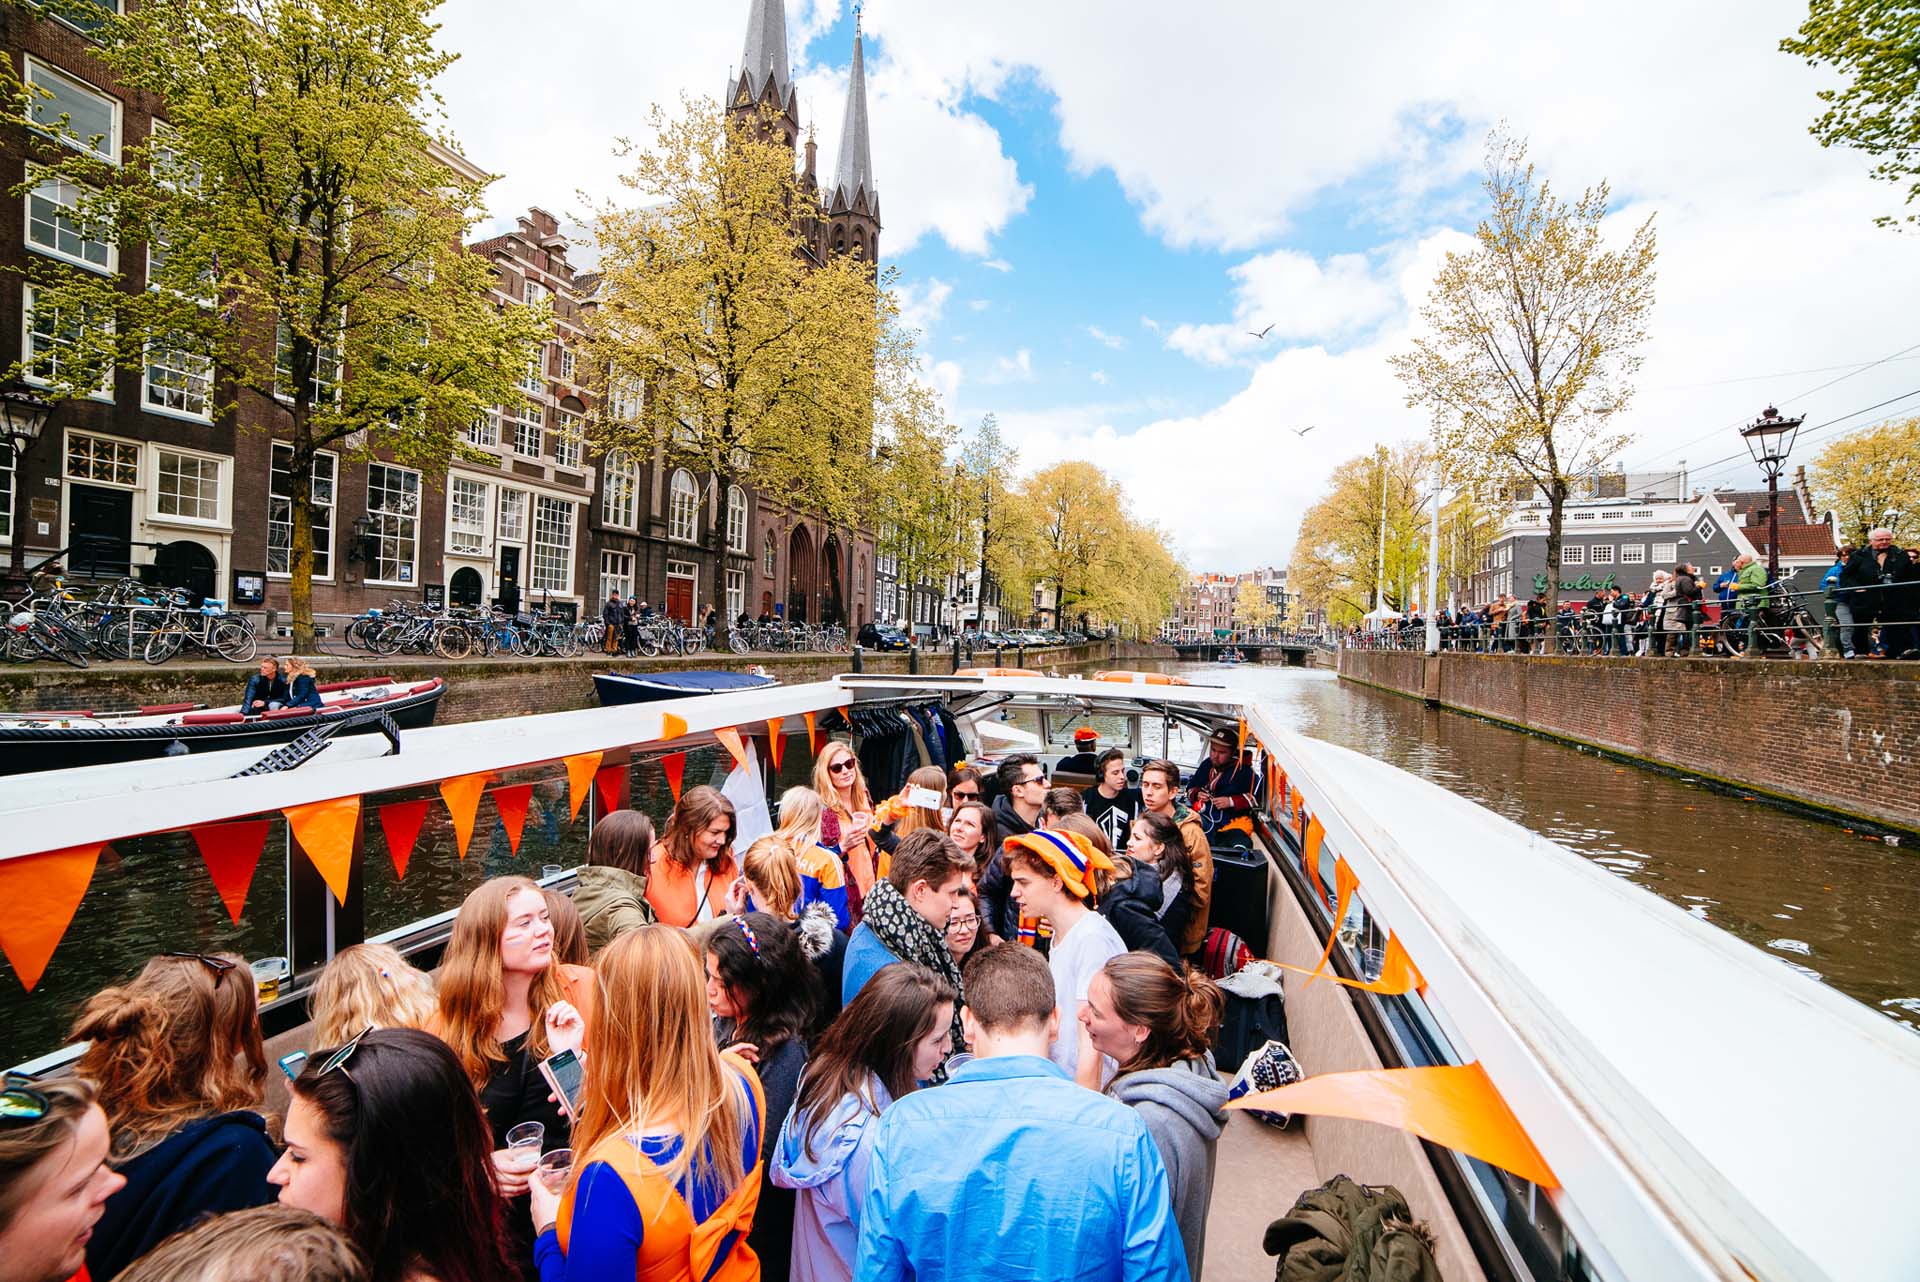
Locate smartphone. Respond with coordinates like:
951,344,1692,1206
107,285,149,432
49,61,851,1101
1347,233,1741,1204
278,1050,309,1080
539,1049,584,1121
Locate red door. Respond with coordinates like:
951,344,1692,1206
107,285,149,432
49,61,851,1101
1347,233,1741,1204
666,574,694,624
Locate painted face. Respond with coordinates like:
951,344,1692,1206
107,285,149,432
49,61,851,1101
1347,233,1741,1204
1080,971,1147,1065
0,1105,122,1282
1140,771,1175,813
948,807,983,852
705,949,739,1021
499,887,554,975
696,814,732,861
913,1003,955,1081
268,1094,349,1225
1101,757,1128,789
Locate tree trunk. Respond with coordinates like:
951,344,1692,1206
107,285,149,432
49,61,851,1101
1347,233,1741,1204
710,470,732,651
1542,482,1565,655
290,409,316,655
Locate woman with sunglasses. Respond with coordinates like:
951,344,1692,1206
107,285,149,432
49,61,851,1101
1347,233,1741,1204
811,743,878,924
0,1076,124,1282
645,786,740,928
67,951,275,1280
705,912,818,1282
270,1027,514,1282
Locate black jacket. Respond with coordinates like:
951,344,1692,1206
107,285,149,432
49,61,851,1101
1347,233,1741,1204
1840,545,1919,620
1098,859,1179,967
240,673,288,711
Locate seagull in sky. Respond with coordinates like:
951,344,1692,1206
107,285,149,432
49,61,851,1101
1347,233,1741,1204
1247,323,1275,340
1292,425,1317,437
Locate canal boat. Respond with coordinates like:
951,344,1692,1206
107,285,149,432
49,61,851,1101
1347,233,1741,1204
0,675,444,774
591,667,779,707
4,671,1916,1282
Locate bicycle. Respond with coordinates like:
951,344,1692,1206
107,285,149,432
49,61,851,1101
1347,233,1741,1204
142,598,257,664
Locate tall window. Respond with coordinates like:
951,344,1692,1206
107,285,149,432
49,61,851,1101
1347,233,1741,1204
0,449,12,543
464,407,499,448
508,401,542,458
274,322,341,405
26,175,114,271
518,350,544,395
26,60,118,162
726,485,747,553
367,464,420,584
523,279,549,308
268,445,334,578
497,488,527,544
601,450,638,528
142,337,211,420
553,410,583,468
726,569,745,622
600,550,634,602
23,286,112,397
154,450,221,522
668,469,698,542
607,375,642,424
558,347,576,382
763,532,776,577
531,496,575,593
449,476,489,555
66,431,138,486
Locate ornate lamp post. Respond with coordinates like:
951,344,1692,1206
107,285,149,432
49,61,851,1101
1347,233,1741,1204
1740,405,1805,588
0,381,53,591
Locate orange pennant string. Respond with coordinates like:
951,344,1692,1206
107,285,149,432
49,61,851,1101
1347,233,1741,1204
0,843,102,991
714,726,750,772
1301,815,1327,905
662,752,686,801
766,717,785,772
804,711,819,756
377,798,430,881
191,820,270,924
1304,856,1359,986
661,712,688,742
492,784,534,855
594,764,625,818
285,796,360,904
438,773,493,860
1237,717,1248,756
1274,931,1426,996
1226,1063,1557,1189
564,751,603,822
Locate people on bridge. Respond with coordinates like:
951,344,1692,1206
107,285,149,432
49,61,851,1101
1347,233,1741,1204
647,786,740,928
1732,554,1770,656
1841,528,1919,659
241,657,288,714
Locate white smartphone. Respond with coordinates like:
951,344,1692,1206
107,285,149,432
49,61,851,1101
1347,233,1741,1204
539,1048,585,1121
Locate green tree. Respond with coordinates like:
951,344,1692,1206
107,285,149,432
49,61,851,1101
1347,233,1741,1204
871,384,962,628
1782,2,1920,228
1287,442,1431,627
8,0,548,649
1233,578,1276,636
1391,129,1656,648
1808,416,1920,543
958,414,1022,631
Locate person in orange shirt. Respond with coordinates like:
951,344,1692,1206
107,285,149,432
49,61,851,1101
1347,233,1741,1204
646,787,740,928
0,1076,123,1282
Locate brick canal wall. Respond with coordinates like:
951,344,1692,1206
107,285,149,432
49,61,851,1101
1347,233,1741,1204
0,640,1156,723
1337,649,1920,834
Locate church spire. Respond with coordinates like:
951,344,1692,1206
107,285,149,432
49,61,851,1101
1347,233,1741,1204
829,13,876,220
737,0,792,107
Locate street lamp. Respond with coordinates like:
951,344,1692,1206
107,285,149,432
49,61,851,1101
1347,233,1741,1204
1740,405,1805,587
0,381,53,589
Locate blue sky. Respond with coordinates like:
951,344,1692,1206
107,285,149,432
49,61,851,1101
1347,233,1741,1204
440,0,1920,570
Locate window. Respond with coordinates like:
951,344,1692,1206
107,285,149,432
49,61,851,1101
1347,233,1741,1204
154,449,221,523
1631,509,1655,519
553,410,583,468
1590,545,1616,565
669,469,698,542
0,449,11,542
1571,510,1596,520
497,489,527,543
23,286,112,398
1561,545,1585,565
450,476,489,555
518,350,545,395
601,450,638,528
274,322,341,405
726,485,747,553
49,0,121,36
26,59,118,162
508,401,543,458
145,222,214,300
66,431,137,486
1652,542,1678,564
142,338,212,420
26,174,114,271
559,347,576,382
1498,546,1512,567
523,280,549,308
601,550,634,602
464,407,499,448
269,445,334,577
1620,544,1646,564
367,464,420,584
1696,517,1716,541
726,569,745,622
531,496,575,593
606,376,642,424
763,532,776,576
1601,509,1625,520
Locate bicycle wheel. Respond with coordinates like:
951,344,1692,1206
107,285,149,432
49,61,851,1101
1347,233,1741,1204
211,618,258,662
728,629,749,654
143,626,185,665
30,620,88,669
370,621,408,657
435,624,473,660
635,627,660,658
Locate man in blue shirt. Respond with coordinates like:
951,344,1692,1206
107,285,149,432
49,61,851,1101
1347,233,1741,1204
855,943,1190,1282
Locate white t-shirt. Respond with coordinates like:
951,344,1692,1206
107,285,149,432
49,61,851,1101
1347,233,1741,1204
1046,909,1127,1081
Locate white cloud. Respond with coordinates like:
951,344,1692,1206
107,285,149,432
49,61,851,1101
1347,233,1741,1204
1163,245,1420,366
1091,370,1110,385
982,349,1035,384
1139,316,1161,333
967,298,992,312
980,258,1014,273
1086,325,1126,350
897,277,953,337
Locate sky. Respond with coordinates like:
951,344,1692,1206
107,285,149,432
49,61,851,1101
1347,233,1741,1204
433,0,1920,572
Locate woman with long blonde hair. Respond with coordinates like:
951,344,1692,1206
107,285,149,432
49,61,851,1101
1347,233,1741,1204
68,951,275,1280
875,765,948,853
306,942,436,1047
645,785,740,927
527,926,764,1282
774,786,850,930
811,741,878,922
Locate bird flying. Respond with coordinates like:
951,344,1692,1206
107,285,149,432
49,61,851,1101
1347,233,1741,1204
1247,324,1275,340
1291,425,1317,437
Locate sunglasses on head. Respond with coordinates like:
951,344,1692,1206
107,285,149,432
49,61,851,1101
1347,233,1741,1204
315,1025,375,1081
0,1074,50,1126
165,951,236,974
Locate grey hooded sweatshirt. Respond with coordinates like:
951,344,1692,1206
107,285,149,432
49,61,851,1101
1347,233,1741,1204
1109,1055,1230,1281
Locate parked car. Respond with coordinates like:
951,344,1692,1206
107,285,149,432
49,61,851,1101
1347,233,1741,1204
857,623,912,651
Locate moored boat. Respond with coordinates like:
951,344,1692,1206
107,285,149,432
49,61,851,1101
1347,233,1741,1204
591,667,779,706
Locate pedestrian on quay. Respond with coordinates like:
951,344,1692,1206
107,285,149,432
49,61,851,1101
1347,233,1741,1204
1822,548,1851,656
1841,529,1920,658
599,590,624,656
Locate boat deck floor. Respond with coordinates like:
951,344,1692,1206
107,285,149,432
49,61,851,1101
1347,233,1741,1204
1204,1109,1317,1280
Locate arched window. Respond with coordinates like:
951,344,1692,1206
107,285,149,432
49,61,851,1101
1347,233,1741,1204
726,485,748,553
669,469,698,543
763,531,777,577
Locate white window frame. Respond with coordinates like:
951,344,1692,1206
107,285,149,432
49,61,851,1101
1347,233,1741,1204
268,444,335,580
558,347,576,383
25,172,116,273
23,285,113,401
1589,545,1616,565
149,445,226,528
48,0,123,37
726,484,747,553
668,469,698,543
464,407,499,449
606,375,642,424
508,401,543,459
25,58,120,163
448,475,491,557
726,568,745,622
0,448,12,543
518,350,545,396
366,463,422,587
64,429,139,489
1561,545,1585,565
523,279,549,308
530,495,576,594
1620,544,1647,564
1696,517,1716,541
274,321,342,406
141,337,213,422
601,449,638,529
553,410,583,469
600,549,634,602
497,488,527,544
1652,542,1678,565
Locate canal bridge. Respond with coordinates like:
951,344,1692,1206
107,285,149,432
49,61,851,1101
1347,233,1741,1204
1170,641,1315,666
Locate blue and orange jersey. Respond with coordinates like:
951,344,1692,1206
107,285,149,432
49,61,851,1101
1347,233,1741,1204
795,842,851,931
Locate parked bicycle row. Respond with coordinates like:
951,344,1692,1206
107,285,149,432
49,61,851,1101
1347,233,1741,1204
4,576,257,669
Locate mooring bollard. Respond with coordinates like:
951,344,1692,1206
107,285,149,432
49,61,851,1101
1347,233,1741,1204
851,644,864,673
908,645,920,674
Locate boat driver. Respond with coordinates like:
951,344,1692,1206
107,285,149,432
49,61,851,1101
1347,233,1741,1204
1054,727,1102,777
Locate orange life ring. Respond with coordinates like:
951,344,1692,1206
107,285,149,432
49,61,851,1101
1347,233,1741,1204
955,667,1046,678
1091,670,1189,685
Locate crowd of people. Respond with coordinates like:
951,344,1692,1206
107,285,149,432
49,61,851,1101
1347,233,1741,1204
3,734,1242,1282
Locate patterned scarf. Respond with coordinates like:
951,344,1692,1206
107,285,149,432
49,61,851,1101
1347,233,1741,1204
862,878,968,1055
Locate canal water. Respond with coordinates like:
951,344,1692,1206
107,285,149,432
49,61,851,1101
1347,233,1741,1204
5,659,1916,1064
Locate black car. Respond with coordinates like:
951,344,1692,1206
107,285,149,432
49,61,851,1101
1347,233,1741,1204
857,623,912,651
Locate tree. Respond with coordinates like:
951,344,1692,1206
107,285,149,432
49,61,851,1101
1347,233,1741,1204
1808,416,1920,543
1233,578,1276,637
871,383,961,629
1287,442,1431,628
1018,460,1125,629
1782,3,1920,228
585,96,911,644
1391,129,1656,649
8,0,548,649
958,414,1021,631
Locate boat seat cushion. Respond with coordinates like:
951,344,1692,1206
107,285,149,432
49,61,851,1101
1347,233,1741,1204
138,702,200,716
182,711,245,725
262,706,316,720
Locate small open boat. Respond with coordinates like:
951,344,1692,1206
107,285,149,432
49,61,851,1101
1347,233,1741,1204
0,675,445,775
592,668,778,707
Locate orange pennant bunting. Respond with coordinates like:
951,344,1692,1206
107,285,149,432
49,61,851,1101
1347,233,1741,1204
0,844,102,991
493,784,534,855
804,711,819,756
1226,1063,1557,1188
1301,815,1327,905
594,764,625,818
285,795,361,904
439,772,492,859
662,752,686,801
1237,717,1248,755
714,726,750,772
661,712,688,742
191,820,270,924
564,751,603,822
766,717,785,772
378,798,430,881
1303,856,1358,985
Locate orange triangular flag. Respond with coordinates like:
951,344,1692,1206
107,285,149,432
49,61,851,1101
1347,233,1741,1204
662,752,686,801
714,726,749,772
1227,1063,1557,1188
191,820,270,924
766,717,785,771
1301,815,1327,905
378,798,430,880
661,712,688,742
493,784,534,855
285,795,361,904
564,751,602,822
804,711,819,756
1305,857,1360,986
0,844,101,991
1237,717,1248,755
439,772,492,859
594,764,625,818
